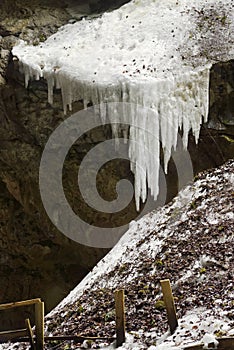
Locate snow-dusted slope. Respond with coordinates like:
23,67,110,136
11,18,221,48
38,159,233,349
0,161,234,348
12,0,234,208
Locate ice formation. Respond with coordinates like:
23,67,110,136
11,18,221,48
12,0,234,209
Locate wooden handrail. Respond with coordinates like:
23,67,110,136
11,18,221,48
0,328,27,341
0,299,41,310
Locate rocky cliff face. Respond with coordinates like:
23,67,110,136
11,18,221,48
0,0,233,331
188,60,234,172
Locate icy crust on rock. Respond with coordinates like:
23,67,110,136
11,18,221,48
12,0,233,208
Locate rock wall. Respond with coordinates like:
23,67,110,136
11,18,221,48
0,0,233,330
0,0,97,330
188,60,234,173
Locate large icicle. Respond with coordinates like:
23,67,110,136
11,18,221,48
12,0,234,209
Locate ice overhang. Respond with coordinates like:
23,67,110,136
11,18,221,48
12,0,234,209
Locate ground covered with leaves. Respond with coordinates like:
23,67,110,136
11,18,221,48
34,159,234,349
1,162,233,349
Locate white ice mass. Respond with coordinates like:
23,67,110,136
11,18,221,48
12,0,234,209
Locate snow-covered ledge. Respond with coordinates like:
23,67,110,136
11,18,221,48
12,0,234,208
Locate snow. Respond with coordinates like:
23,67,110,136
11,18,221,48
94,308,232,350
156,309,226,348
38,161,233,350
47,160,233,315
202,334,219,349
12,0,234,209
92,308,231,349
0,160,234,350
45,161,234,350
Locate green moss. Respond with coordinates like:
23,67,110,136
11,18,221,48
104,310,115,322
214,329,227,337
39,33,46,42
139,289,148,295
190,200,197,210
63,345,71,350
119,263,127,273
155,259,164,267
75,303,84,315
220,15,227,25
78,305,84,314
155,300,165,310
222,135,234,143
200,267,206,274
85,339,94,347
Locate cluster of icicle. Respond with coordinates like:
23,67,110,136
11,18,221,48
17,59,210,210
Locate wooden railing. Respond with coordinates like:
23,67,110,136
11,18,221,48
0,298,44,350
0,281,233,349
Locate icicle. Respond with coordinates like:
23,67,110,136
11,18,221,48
44,70,55,105
12,0,216,210
17,60,211,208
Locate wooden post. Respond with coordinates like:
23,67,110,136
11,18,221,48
115,289,126,347
25,319,36,350
35,301,44,350
160,279,178,334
